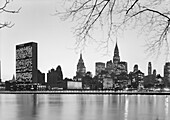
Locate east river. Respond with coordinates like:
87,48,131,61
0,94,169,120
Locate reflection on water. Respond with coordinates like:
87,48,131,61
0,94,169,120
165,96,169,120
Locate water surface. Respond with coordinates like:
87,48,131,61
0,94,169,120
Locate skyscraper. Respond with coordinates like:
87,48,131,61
153,69,156,76
113,42,120,64
76,53,86,81
112,42,127,75
148,62,152,75
164,62,170,87
16,42,38,83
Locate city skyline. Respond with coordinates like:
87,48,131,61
0,40,167,81
0,0,169,81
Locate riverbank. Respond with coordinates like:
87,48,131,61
0,90,170,95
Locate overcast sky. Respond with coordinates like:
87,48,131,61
0,0,168,81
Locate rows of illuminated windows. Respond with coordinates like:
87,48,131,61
16,46,32,59
16,72,32,81
16,58,32,72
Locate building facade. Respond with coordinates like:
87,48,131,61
116,61,128,75
148,62,152,75
95,62,105,76
103,74,114,89
113,42,120,64
143,62,156,88
37,70,45,84
16,42,38,83
129,69,144,89
164,62,170,87
105,42,128,76
47,66,63,88
76,53,86,81
106,60,113,74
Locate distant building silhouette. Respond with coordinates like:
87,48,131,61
95,70,114,90
112,42,120,75
12,74,15,81
47,65,63,88
92,42,129,90
143,62,156,88
129,68,144,89
47,68,57,87
111,42,127,75
82,71,93,89
105,42,128,76
103,73,114,89
37,70,45,84
113,42,120,64
164,62,170,87
95,62,105,76
148,62,152,75
133,64,138,73
75,53,86,81
106,60,113,74
155,74,163,84
153,69,156,76
116,61,128,75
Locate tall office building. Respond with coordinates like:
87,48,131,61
105,42,128,76
113,42,120,64
153,69,156,76
148,62,152,75
164,62,170,87
112,42,127,75
76,53,86,78
16,42,38,83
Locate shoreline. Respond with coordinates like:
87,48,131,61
0,91,170,95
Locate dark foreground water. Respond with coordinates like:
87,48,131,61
0,94,169,120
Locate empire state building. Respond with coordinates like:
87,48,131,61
76,53,86,81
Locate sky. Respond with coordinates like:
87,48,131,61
0,0,169,82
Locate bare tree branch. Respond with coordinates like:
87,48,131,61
0,0,21,29
126,0,139,14
56,0,170,56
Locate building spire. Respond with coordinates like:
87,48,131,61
114,41,119,54
79,52,83,63
76,53,86,79
80,52,82,60
12,74,15,81
113,41,120,63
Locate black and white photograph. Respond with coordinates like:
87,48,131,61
0,0,170,120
